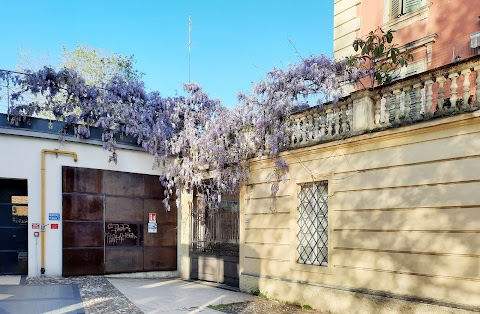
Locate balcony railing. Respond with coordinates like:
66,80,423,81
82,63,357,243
288,55,480,148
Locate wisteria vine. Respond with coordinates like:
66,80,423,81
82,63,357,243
0,54,345,209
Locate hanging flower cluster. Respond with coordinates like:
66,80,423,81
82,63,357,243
0,53,344,208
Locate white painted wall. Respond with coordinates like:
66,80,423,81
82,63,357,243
0,132,178,278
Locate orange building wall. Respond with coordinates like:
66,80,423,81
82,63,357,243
357,0,480,70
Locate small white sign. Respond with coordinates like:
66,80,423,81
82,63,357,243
148,222,157,233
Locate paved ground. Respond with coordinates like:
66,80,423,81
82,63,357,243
0,276,256,314
27,276,141,314
108,278,255,314
0,284,83,314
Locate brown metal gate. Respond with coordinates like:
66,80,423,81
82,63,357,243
190,190,239,287
62,167,177,276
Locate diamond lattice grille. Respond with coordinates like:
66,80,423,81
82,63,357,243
297,181,328,266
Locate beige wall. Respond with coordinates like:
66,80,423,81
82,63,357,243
240,111,480,311
334,0,360,59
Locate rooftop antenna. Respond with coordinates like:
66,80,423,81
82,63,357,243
188,15,192,82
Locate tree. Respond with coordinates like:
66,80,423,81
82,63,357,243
61,44,142,85
345,27,414,89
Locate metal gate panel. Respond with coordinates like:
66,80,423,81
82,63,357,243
104,170,145,274
62,167,105,276
63,248,104,276
105,197,144,222
62,221,104,247
62,167,103,194
105,247,144,273
62,166,177,276
143,197,177,270
104,171,144,197
144,247,177,271
190,190,239,287
62,194,104,221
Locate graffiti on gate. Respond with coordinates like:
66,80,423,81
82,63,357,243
105,223,138,246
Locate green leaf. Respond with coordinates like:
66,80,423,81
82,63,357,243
386,31,393,43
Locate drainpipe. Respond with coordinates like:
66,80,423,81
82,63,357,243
41,149,77,275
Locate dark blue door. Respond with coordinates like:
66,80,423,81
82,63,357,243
0,179,28,275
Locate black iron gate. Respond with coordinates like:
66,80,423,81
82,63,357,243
190,190,239,287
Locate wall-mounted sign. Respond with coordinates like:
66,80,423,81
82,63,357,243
49,213,60,221
51,224,59,229
32,223,40,229
149,213,156,222
148,222,157,233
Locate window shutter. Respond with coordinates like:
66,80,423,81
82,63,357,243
395,60,426,81
403,0,422,14
391,0,401,17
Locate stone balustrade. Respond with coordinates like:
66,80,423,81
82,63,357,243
288,99,352,147
287,55,480,149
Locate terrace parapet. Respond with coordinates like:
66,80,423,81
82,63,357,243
288,55,480,149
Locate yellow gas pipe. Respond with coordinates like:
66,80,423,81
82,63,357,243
41,149,77,275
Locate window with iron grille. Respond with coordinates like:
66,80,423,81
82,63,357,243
297,181,328,266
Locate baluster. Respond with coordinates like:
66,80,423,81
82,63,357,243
313,112,320,141
425,79,434,116
436,76,446,115
413,83,423,120
306,114,313,141
461,69,472,110
334,108,340,135
326,108,333,137
290,118,297,145
374,94,382,128
384,92,392,126
341,103,348,133
295,118,301,145
320,110,326,140
347,101,353,131
300,116,307,143
475,65,480,107
449,72,460,111
394,89,401,124
403,86,412,122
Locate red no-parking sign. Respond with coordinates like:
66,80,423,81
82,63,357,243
149,213,156,222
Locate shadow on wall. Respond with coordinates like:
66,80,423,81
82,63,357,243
242,127,480,312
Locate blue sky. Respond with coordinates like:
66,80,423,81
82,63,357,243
0,1,333,108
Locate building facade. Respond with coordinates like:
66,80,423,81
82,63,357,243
238,56,480,312
237,2,480,308
335,0,480,69
0,116,181,278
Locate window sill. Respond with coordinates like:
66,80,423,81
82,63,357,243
290,262,334,275
383,5,429,32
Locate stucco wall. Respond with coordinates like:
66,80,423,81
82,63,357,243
240,111,480,311
0,132,182,278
